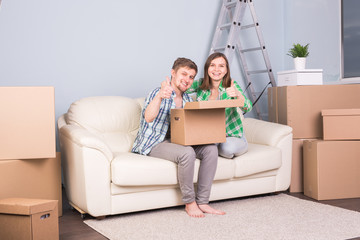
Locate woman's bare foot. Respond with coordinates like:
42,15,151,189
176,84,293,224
198,204,226,215
185,201,205,218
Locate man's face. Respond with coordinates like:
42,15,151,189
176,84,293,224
171,67,196,93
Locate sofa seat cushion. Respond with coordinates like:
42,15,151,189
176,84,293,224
111,152,178,186
193,156,235,182
111,183,176,195
233,143,282,178
111,152,236,186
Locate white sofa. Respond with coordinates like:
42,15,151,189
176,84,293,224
58,96,293,218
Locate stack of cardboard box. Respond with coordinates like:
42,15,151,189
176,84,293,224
302,109,360,200
0,87,61,239
268,84,360,200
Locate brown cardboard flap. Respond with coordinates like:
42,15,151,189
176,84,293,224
0,198,58,216
184,99,242,109
321,108,360,116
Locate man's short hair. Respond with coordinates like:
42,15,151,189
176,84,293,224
172,57,198,74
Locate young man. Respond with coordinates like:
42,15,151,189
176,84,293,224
132,57,225,218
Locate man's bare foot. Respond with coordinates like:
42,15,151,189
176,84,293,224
185,201,205,218
198,204,226,215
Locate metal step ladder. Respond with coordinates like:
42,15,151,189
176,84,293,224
210,0,276,119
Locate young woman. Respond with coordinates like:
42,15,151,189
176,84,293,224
188,52,252,158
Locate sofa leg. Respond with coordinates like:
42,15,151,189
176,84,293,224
69,201,88,219
272,191,287,195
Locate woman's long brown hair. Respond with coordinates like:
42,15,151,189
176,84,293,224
200,52,231,90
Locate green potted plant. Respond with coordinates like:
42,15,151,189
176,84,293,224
287,43,310,70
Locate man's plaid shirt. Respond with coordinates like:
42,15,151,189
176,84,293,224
187,78,252,138
132,87,193,155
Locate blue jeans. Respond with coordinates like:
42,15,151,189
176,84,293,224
218,136,248,159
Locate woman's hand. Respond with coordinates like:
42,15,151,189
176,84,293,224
226,81,239,97
226,80,245,104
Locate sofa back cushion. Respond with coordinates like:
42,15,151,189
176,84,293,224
66,96,144,152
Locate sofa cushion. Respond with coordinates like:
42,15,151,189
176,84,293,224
111,152,178,186
233,143,282,178
197,157,235,181
111,152,236,186
66,96,142,152
111,144,281,186
244,118,293,147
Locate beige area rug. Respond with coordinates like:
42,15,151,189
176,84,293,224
84,194,360,240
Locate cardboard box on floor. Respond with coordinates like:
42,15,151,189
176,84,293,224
322,108,360,140
0,86,56,160
290,139,313,193
0,153,62,216
0,198,59,240
303,140,360,200
171,99,242,146
268,84,360,139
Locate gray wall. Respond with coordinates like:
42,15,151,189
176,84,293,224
0,0,341,148
284,0,341,82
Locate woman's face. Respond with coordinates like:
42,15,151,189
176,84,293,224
207,57,227,82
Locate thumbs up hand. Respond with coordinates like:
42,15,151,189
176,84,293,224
226,80,245,103
159,76,174,99
225,80,239,98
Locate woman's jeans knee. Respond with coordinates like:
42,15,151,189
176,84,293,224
218,136,248,159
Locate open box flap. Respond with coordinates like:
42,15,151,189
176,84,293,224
184,99,242,110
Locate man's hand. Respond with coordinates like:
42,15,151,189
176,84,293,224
159,77,173,99
145,77,173,123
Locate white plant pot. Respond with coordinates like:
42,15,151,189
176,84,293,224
294,57,306,70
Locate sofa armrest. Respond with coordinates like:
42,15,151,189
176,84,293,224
244,118,293,191
57,114,67,130
59,125,113,161
243,118,293,147
59,124,113,217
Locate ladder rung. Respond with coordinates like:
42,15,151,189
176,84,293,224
210,0,276,120
219,23,232,30
241,24,256,29
224,1,237,9
241,47,262,53
247,69,268,74
212,46,226,52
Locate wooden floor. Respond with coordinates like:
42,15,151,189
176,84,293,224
59,188,360,240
